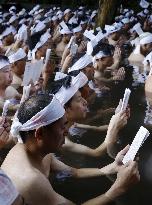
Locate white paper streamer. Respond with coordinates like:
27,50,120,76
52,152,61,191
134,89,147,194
121,88,131,111
123,126,150,164
45,49,51,66
2,100,11,117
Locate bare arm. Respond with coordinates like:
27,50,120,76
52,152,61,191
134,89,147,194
75,123,108,132
61,137,106,158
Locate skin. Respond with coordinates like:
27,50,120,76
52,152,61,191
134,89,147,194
0,66,12,90
61,91,128,158
1,115,139,205
2,33,14,47
11,59,26,77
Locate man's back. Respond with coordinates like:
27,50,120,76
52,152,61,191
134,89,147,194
1,144,69,205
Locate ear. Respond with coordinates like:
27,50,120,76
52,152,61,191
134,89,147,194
35,127,43,140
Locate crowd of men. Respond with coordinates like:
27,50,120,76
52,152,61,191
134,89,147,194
0,0,152,204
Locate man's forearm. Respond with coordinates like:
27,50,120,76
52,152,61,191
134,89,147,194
82,192,114,205
73,162,117,178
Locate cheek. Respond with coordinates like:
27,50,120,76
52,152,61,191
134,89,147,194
76,103,86,115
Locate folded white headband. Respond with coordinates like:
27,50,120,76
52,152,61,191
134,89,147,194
0,60,10,70
11,95,65,143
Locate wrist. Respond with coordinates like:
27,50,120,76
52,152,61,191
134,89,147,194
105,185,124,201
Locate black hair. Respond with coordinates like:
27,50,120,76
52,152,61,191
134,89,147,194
28,29,46,50
92,43,115,57
49,75,72,95
0,24,9,35
17,93,53,143
68,70,80,77
0,55,9,62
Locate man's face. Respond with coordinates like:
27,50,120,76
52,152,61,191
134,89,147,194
12,59,26,76
144,43,152,55
74,32,83,43
0,66,12,88
123,23,130,31
66,91,88,122
63,33,72,43
42,115,67,153
2,33,14,46
37,43,48,58
97,56,114,69
110,31,120,41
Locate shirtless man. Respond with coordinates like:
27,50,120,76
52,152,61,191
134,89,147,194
1,94,139,205
0,117,24,205
5,48,26,100
55,29,72,57
0,55,12,109
53,73,128,158
128,33,152,72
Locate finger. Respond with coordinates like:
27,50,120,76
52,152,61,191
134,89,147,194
120,145,130,155
0,127,5,135
0,117,5,126
5,126,11,133
3,122,10,129
0,131,9,142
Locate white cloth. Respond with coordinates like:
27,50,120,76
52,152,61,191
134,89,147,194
140,0,149,8
68,54,92,72
0,60,10,70
11,95,65,143
133,45,141,54
0,27,13,40
140,34,152,45
32,21,46,34
55,72,88,105
143,51,152,66
60,28,72,35
132,23,143,36
9,15,18,24
73,25,82,33
64,9,71,15
54,72,68,81
8,48,26,63
0,169,19,205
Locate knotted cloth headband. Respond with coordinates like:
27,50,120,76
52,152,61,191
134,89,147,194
11,95,65,143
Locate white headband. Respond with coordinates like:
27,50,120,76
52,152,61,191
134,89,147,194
8,48,26,63
0,27,13,40
54,72,68,81
40,29,51,42
64,9,71,15
73,25,82,33
11,95,65,143
9,15,18,24
95,51,108,60
143,51,152,66
55,72,88,105
0,60,10,70
140,34,152,45
60,28,72,35
68,54,93,73
132,23,143,36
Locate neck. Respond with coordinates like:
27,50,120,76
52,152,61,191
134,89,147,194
24,140,45,163
67,120,74,129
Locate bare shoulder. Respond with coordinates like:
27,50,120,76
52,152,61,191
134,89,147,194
18,170,70,205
